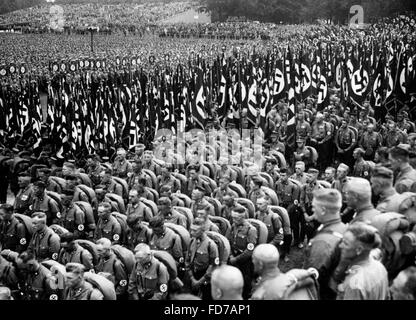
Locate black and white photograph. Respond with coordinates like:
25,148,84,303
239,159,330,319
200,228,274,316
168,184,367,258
0,0,416,307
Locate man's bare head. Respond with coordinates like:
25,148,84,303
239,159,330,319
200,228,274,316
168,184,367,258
252,244,280,274
211,265,244,300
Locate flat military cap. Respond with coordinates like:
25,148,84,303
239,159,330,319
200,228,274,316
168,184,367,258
390,145,410,158
338,163,349,171
354,147,365,155
33,181,46,189
295,161,305,169
312,188,342,209
18,170,31,177
372,166,393,179
308,168,319,175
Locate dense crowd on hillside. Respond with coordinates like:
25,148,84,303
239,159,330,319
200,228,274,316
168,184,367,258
0,8,416,301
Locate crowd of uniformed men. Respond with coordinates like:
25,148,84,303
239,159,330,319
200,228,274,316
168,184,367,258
1,92,416,300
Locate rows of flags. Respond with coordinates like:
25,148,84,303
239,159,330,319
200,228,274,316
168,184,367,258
0,34,415,157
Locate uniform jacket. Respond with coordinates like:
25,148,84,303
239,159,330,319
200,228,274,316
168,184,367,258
95,251,128,297
228,221,258,265
27,226,60,262
128,257,169,300
126,202,153,222
149,227,183,263
0,216,28,253
94,216,122,244
303,218,347,300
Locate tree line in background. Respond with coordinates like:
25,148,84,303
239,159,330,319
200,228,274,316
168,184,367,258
207,0,415,24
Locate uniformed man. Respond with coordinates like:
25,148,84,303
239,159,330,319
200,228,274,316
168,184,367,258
27,212,60,262
15,251,58,300
113,148,133,179
100,169,123,197
58,232,94,271
264,157,279,180
127,243,169,300
186,217,219,299
85,154,104,187
227,206,258,299
37,168,62,194
187,165,212,196
13,171,34,215
396,111,413,134
219,192,238,223
324,167,336,185
148,215,184,264
63,263,104,300
250,243,281,300
159,185,185,207
332,163,349,194
0,254,19,294
128,160,152,189
61,189,95,240
157,197,187,229
215,157,235,183
293,138,311,168
65,174,91,204
352,148,371,179
255,196,284,248
290,161,307,185
335,119,356,168
95,238,128,300
389,145,416,193
157,163,181,193
384,120,407,148
212,175,238,204
31,181,61,226
409,133,416,169
131,143,145,163
62,162,76,178
274,168,299,256
375,147,391,168
0,203,29,253
190,186,215,218
94,202,122,244
195,208,220,233
358,124,382,161
303,188,347,300
371,166,408,213
343,177,380,225
142,150,161,177
295,111,312,141
211,265,244,300
126,213,153,250
311,113,334,170
299,168,323,245
125,189,153,222
248,175,266,208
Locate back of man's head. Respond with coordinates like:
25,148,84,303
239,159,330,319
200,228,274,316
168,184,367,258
211,265,244,300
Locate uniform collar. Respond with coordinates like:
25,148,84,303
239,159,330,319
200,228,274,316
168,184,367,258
320,217,342,230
